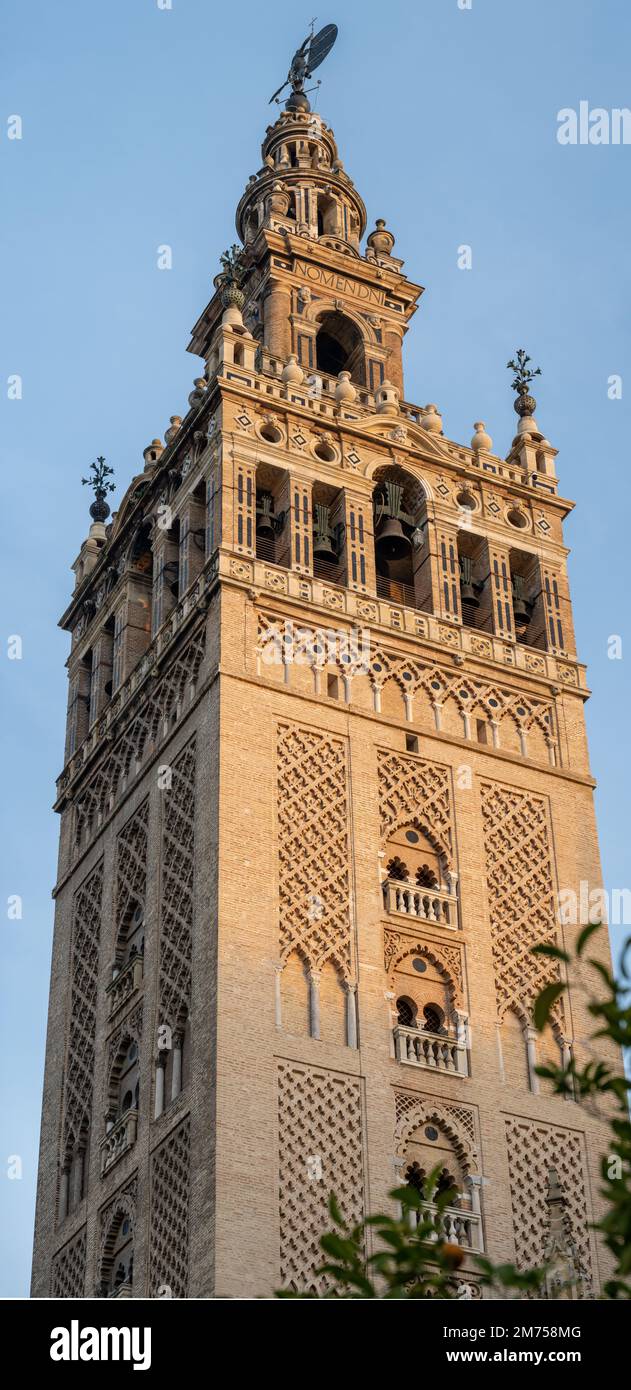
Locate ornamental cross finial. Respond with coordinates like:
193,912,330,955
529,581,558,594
507,348,542,396
81,455,115,523
507,348,542,419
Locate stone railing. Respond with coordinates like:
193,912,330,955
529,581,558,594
394,1025,468,1075
384,879,457,929
100,1109,138,1177
409,1201,482,1251
106,956,143,1019
108,1281,133,1299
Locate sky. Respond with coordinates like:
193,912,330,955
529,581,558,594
1,0,630,1298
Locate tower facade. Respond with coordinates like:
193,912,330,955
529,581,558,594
32,96,617,1300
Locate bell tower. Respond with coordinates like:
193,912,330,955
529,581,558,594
32,32,618,1303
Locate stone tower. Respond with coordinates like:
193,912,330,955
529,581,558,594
32,87,617,1301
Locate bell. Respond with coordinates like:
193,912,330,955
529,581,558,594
459,556,479,607
256,492,275,540
512,575,531,625
313,503,338,563
376,515,411,564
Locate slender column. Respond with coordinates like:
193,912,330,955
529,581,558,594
344,981,358,1049
71,1148,85,1209
154,1057,166,1119
464,1175,484,1251
171,1034,183,1102
525,1025,540,1094
308,969,321,1040
59,1167,70,1223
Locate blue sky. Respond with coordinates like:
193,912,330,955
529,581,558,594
1,0,630,1297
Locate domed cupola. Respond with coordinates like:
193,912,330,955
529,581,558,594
235,109,367,256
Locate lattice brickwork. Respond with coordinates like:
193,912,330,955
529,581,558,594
72,628,205,849
277,725,352,976
480,781,562,1022
51,1227,87,1298
505,1117,593,1281
378,750,453,863
115,798,149,938
159,739,196,1030
62,862,103,1156
278,1062,364,1293
149,1117,191,1297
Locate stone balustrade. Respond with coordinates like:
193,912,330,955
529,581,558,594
394,1024,468,1075
409,1201,482,1251
106,956,143,1019
384,879,457,929
99,1109,138,1176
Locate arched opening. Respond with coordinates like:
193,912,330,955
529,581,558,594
113,901,145,978
315,311,366,384
317,192,338,238
312,480,344,581
457,531,489,630
255,462,289,566
372,466,426,608
100,1211,134,1298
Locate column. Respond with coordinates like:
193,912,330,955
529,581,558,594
171,1034,183,1102
308,969,321,1040
344,981,358,1049
526,1025,540,1094
59,1166,70,1223
154,1057,166,1119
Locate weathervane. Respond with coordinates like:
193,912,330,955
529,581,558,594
82,455,115,523
268,21,338,112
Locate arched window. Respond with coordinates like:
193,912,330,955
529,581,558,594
255,463,289,566
101,1212,134,1298
315,311,366,384
396,996,417,1027
372,466,426,607
422,1002,445,1035
116,1040,139,1119
386,855,409,881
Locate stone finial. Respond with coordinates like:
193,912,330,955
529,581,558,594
165,416,182,444
471,421,492,452
81,455,115,523
335,370,357,403
143,439,164,471
281,354,304,385
366,218,395,258
375,379,400,415
422,403,443,434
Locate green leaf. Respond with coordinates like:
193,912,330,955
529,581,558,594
576,921,603,956
531,943,570,963
533,981,566,1031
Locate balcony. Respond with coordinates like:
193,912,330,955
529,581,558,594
383,878,457,929
105,956,143,1019
100,1109,138,1176
411,1202,483,1252
394,1024,468,1076
108,1281,133,1299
